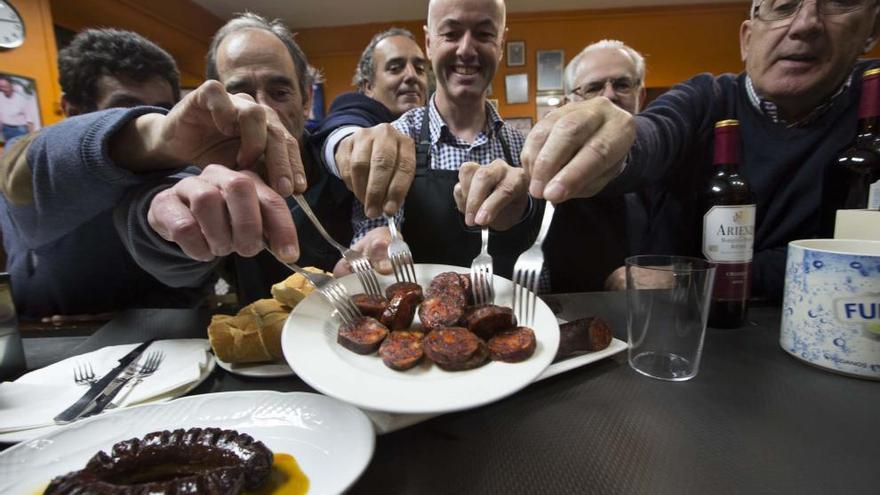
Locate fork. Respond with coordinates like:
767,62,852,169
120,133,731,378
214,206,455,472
511,201,556,326
385,214,417,284
264,246,363,326
470,227,494,305
292,194,382,297
104,351,165,411
72,362,96,386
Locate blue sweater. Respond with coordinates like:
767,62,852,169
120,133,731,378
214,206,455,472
605,60,880,300
0,108,206,318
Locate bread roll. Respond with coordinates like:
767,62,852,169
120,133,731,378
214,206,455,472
208,299,290,364
271,267,327,307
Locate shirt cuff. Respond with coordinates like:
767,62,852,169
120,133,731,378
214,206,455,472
323,126,360,178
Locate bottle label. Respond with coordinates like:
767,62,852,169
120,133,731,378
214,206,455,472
702,205,756,262
712,262,752,301
869,179,880,210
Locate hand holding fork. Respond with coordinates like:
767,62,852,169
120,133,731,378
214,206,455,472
385,214,417,284
511,201,555,327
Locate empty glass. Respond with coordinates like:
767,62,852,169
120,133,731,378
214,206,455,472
626,255,716,381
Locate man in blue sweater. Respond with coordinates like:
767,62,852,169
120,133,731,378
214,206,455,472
525,0,880,300
0,29,187,320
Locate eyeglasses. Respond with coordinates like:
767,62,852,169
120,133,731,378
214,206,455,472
753,0,876,22
570,77,640,99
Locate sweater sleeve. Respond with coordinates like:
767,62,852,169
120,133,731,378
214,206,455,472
0,106,176,248
113,168,221,290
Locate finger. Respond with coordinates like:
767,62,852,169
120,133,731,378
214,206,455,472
348,135,374,207
233,98,268,168
453,182,466,214
196,81,239,136
249,171,299,262
528,106,601,199
365,135,400,218
382,136,416,215
147,186,213,262
336,136,355,193
208,169,264,258
464,163,503,226
478,167,527,226
333,257,353,277
520,110,559,194
367,234,393,274
184,172,234,257
261,121,295,197
288,135,308,193
457,162,480,203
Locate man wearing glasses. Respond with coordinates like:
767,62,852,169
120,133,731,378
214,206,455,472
523,0,879,300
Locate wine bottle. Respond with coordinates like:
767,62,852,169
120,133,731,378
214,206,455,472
702,119,755,329
821,68,880,236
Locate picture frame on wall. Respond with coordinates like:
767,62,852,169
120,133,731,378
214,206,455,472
506,117,533,136
536,50,564,91
506,41,525,67
505,73,528,104
0,72,41,145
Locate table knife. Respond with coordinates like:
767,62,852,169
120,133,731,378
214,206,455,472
53,339,154,424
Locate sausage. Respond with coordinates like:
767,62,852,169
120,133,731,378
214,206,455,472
457,273,474,306
381,282,424,330
419,297,465,331
489,326,537,363
461,304,516,340
554,316,613,362
352,293,388,320
338,316,389,355
379,330,425,371
423,327,488,371
425,272,465,299
45,427,273,494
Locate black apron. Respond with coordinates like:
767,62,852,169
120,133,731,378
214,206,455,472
401,107,541,279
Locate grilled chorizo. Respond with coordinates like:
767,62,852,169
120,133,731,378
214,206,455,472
379,330,425,371
423,327,489,371
338,316,389,355
462,304,516,340
489,326,537,363
554,316,613,361
381,282,424,330
352,293,388,320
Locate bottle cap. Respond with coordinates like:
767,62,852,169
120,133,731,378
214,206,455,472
713,120,740,165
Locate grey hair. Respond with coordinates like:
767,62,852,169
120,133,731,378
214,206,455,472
205,12,311,99
352,27,417,90
563,39,646,94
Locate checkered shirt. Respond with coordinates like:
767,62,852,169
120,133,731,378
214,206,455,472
744,74,852,128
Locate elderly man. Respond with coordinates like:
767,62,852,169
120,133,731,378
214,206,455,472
310,28,428,272
334,0,537,277
543,39,647,292
0,29,187,319
525,0,880,300
115,13,354,305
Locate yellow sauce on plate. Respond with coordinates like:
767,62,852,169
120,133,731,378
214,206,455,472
247,452,310,495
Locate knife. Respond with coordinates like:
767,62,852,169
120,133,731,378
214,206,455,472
54,339,154,424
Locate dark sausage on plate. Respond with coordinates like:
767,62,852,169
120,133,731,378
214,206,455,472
352,294,388,320
338,316,389,355
423,327,489,371
381,282,424,330
379,330,425,371
420,272,468,331
554,316,613,361
461,304,515,340
489,326,537,362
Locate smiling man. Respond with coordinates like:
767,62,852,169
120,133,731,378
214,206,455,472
331,0,538,278
523,0,880,299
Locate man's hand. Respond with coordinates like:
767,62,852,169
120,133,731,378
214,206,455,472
335,124,416,218
111,80,306,197
604,265,675,291
453,160,529,231
147,165,299,263
332,227,394,277
522,97,634,203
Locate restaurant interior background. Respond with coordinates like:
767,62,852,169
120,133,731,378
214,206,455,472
4,0,880,152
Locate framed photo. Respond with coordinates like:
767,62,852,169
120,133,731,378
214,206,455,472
505,73,529,105
536,50,565,91
506,41,525,67
506,117,533,136
0,72,41,145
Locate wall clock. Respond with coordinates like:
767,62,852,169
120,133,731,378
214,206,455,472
0,1,25,49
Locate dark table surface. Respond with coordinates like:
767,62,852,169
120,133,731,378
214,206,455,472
8,293,880,494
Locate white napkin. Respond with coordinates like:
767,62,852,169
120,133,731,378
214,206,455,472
0,339,210,433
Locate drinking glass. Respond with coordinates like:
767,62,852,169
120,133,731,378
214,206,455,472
626,255,716,381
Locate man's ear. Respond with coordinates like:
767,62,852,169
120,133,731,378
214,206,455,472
498,27,508,63
302,80,313,118
424,24,433,60
739,20,752,63
60,94,77,117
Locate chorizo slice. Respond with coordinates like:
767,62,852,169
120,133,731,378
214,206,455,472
461,304,516,340
457,273,474,306
425,272,465,299
554,316,613,361
423,327,488,371
379,330,425,371
385,281,424,302
351,293,388,320
338,316,389,355
489,326,537,363
419,297,465,332
381,282,424,330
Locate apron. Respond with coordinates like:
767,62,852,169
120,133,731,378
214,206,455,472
401,107,541,279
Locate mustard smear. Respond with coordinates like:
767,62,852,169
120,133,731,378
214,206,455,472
247,452,310,495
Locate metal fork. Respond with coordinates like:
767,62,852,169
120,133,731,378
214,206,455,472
264,246,363,326
511,201,556,326
104,351,165,410
385,214,417,284
470,227,494,305
292,194,382,297
72,362,96,386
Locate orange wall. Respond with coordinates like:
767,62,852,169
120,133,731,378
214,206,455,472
298,2,880,121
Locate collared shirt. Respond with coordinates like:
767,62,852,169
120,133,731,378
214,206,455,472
351,95,526,242
744,74,852,127
0,90,34,127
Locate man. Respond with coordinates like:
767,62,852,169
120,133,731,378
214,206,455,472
524,0,880,300
544,40,647,292
0,29,186,319
334,0,536,278
116,13,354,304
311,27,428,273
0,76,37,143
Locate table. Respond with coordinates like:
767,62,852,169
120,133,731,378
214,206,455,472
8,293,880,494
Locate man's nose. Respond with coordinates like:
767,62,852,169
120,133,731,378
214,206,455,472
456,31,478,59
600,81,619,101
788,0,822,37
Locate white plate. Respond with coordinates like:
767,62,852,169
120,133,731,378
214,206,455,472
0,354,216,444
0,391,375,495
215,356,295,377
282,263,560,415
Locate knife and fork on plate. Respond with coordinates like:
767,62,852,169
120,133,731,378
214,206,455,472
54,340,163,424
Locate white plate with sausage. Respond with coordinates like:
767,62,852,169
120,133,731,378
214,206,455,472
282,264,560,415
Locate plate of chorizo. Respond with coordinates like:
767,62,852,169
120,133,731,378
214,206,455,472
282,264,560,414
